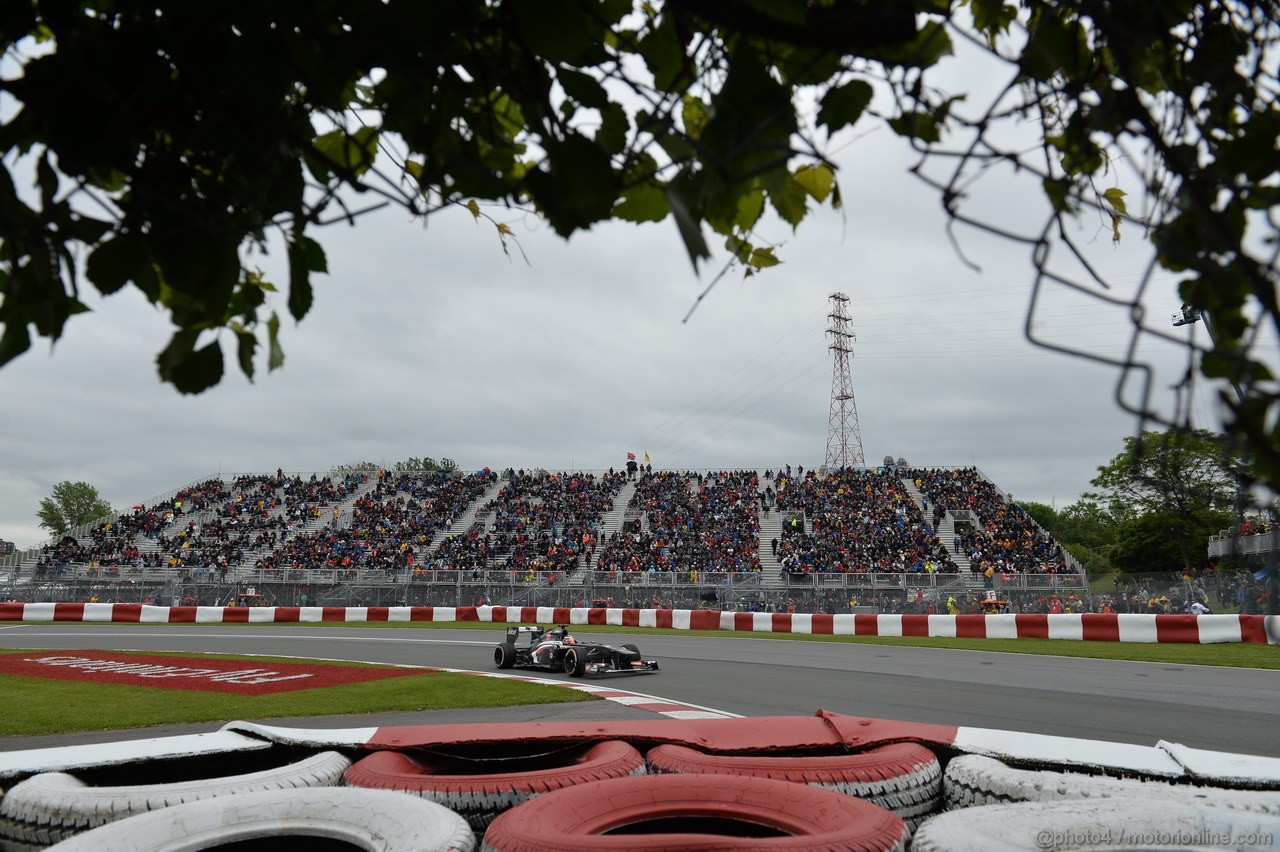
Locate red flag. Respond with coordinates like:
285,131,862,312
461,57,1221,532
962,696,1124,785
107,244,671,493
626,452,636,460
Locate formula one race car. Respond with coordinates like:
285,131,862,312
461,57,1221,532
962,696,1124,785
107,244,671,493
492,625,660,677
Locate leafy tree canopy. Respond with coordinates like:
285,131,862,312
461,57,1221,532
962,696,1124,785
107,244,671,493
1110,505,1232,574
1088,429,1240,522
2,1,1277,492
1088,429,1242,571
37,480,113,535
393,457,460,473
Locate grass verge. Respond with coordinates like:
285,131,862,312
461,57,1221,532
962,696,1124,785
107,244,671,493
0,650,592,738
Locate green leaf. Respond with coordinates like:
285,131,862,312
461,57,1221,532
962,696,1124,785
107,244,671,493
157,331,224,395
86,235,145,296
267,312,285,372
1042,176,1075,213
523,133,617,235
637,14,687,91
287,235,326,322
682,96,709,139
748,246,781,269
558,69,609,109
36,152,57,208
312,126,379,177
614,183,669,223
970,0,1018,47
870,20,953,69
596,103,630,155
733,186,766,232
725,234,752,264
766,175,808,229
818,80,873,133
230,322,257,381
509,0,606,65
665,184,710,270
793,163,835,203
1102,186,1127,214
888,110,942,143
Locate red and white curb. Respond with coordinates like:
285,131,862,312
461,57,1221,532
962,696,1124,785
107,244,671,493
4,603,1277,644
448,667,739,720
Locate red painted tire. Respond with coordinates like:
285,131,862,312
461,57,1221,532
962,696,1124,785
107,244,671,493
344,740,644,831
481,773,909,852
645,742,941,828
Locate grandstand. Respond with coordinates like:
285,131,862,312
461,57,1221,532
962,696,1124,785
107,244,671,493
0,465,1090,614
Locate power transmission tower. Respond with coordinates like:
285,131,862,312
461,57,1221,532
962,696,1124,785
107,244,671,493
825,292,866,471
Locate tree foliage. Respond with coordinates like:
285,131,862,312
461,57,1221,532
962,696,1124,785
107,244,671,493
392,456,459,473
1,1,1277,494
1088,429,1239,520
1088,429,1239,571
1110,505,1231,574
37,481,112,535
1020,498,1116,574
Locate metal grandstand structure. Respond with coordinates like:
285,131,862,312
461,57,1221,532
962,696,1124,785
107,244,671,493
824,292,866,470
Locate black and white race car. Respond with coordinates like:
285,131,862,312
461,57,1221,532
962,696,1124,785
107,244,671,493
492,625,660,677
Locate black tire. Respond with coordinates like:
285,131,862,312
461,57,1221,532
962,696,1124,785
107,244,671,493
44,787,475,852
622,643,640,654
563,648,586,677
494,643,516,669
0,750,351,847
646,742,941,831
482,773,909,852
344,740,645,832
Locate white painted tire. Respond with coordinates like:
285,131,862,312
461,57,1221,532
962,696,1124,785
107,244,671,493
344,741,645,831
945,754,1280,814
0,750,351,846
646,742,941,828
912,797,1280,851
44,787,474,851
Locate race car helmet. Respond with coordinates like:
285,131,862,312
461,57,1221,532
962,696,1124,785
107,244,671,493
563,636,576,645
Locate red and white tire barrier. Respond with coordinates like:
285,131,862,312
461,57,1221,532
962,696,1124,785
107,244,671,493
2,602,1276,644
3,712,1279,850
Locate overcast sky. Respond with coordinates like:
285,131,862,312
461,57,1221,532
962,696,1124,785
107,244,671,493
2,27,1274,552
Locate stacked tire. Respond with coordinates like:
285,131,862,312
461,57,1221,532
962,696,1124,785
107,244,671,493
0,750,351,849
907,753,1280,851
343,740,646,832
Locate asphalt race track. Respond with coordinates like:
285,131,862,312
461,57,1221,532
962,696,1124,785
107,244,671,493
1,623,1276,758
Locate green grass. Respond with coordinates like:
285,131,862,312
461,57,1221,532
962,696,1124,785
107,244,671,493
0,650,592,738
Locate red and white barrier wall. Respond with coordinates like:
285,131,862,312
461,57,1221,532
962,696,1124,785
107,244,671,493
2,603,1276,644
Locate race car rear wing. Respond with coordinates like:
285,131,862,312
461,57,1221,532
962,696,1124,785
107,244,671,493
505,626,546,642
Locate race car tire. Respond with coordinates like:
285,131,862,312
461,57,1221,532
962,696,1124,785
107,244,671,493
0,750,351,847
621,643,640,654
944,753,1280,813
645,742,942,829
910,796,1280,852
563,648,586,677
481,772,909,852
344,740,645,832
43,786,475,852
494,643,516,669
